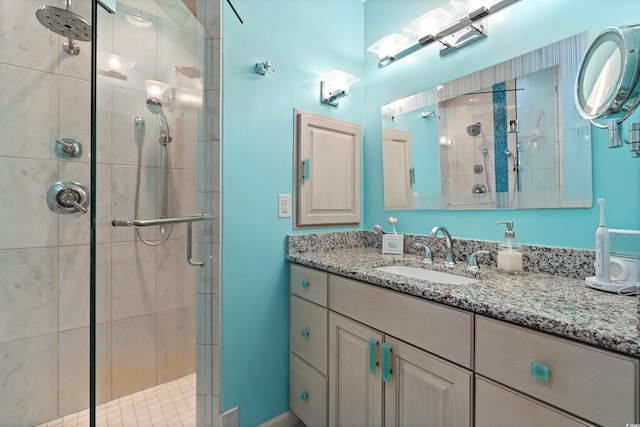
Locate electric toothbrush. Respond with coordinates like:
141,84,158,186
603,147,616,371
586,199,637,294
594,198,610,282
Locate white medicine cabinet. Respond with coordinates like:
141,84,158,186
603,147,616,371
294,110,361,227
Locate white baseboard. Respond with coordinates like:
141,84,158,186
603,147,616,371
258,411,301,427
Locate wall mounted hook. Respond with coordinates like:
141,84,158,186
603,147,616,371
255,61,275,76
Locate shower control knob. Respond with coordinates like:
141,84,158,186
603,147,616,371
47,181,90,215
54,138,83,159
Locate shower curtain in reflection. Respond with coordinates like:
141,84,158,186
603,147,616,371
0,0,220,425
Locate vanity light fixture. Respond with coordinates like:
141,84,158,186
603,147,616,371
366,34,411,65
369,0,521,68
320,70,359,107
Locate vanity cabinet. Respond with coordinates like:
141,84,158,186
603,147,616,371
289,264,329,427
475,315,639,426
289,263,639,427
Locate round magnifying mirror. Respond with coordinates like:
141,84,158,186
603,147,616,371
575,25,640,123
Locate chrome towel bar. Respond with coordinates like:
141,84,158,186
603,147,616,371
112,214,215,267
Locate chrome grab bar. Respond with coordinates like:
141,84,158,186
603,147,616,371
112,214,215,267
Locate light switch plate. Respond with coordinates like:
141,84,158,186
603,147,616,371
278,194,291,218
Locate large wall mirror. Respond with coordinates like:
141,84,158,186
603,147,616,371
381,33,593,210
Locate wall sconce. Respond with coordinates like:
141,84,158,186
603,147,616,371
97,52,135,80
145,79,174,108
367,0,520,68
320,70,359,107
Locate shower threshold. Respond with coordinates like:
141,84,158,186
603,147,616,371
36,374,195,427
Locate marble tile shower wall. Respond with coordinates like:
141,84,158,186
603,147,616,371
194,0,222,424
0,0,219,425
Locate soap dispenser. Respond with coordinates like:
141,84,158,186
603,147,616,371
496,221,523,273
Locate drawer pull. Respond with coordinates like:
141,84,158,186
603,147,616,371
530,361,550,382
368,338,377,375
300,391,309,402
382,343,391,383
300,329,309,338
300,280,309,289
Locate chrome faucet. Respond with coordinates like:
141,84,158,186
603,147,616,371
429,226,455,266
414,243,432,263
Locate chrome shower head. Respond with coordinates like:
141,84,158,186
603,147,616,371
146,98,171,142
146,98,164,115
35,0,91,55
466,122,481,137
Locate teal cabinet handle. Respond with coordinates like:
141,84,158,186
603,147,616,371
530,361,549,382
301,329,309,339
302,157,310,182
368,338,377,375
382,343,391,383
300,280,308,289
300,391,308,402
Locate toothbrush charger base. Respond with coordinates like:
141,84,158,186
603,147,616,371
585,276,638,295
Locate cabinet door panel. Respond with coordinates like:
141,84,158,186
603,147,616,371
295,110,361,226
385,336,472,427
382,128,413,209
329,313,383,427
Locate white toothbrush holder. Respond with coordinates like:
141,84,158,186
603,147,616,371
382,234,404,255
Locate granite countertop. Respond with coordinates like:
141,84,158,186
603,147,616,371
286,246,640,358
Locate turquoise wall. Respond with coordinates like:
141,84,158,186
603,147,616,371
222,0,640,424
221,1,363,425
363,0,640,248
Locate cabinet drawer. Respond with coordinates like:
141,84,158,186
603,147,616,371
290,295,328,375
329,275,473,369
291,264,328,307
290,353,327,427
475,316,639,426
476,377,594,427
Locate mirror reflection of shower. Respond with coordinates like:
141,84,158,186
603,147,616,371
132,97,175,246
35,0,92,55
504,148,520,196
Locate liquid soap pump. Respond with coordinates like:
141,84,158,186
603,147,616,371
497,221,523,273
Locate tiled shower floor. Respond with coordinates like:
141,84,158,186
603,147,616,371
36,374,195,427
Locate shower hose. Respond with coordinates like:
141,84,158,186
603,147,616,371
133,116,174,246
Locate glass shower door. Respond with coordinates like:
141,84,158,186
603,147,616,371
93,0,218,425
0,0,219,425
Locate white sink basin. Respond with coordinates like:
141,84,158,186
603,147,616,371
375,265,479,285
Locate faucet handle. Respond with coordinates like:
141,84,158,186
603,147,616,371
414,243,432,263
467,250,490,270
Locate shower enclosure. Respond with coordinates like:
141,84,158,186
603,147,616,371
0,0,221,425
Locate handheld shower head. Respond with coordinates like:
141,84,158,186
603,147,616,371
146,98,171,142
